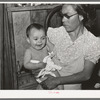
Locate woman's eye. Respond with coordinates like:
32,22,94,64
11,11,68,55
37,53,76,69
34,38,38,40
42,38,45,40
42,37,46,40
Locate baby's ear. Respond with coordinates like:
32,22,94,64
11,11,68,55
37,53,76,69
27,38,30,43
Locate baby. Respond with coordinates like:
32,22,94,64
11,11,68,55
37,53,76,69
24,23,63,90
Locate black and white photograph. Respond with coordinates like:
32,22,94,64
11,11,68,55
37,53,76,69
0,1,100,98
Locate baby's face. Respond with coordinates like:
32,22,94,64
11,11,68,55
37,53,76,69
28,28,46,50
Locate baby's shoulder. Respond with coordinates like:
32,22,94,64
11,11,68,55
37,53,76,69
25,47,34,55
42,46,49,54
25,48,31,53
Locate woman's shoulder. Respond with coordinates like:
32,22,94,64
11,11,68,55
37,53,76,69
47,26,64,44
85,31,100,50
47,26,64,35
48,26,64,31
84,29,100,64
84,28,100,44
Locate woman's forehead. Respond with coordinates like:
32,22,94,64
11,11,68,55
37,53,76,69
62,4,77,14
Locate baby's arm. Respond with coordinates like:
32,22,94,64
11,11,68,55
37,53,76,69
24,49,46,70
53,70,64,90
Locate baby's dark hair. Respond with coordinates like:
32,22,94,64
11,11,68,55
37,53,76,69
26,23,45,38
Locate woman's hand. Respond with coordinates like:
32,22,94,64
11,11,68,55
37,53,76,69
41,75,60,90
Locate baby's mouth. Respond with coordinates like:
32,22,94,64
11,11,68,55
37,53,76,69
36,44,43,46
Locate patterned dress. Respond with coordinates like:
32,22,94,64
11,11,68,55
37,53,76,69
47,26,100,90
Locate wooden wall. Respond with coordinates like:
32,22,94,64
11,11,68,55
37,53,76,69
6,4,62,89
0,4,3,89
9,4,62,67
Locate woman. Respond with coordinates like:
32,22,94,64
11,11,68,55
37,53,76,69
41,4,100,90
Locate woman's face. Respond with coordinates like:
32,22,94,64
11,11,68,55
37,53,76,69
61,4,83,32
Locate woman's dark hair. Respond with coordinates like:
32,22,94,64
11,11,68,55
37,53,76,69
26,23,45,37
73,4,96,31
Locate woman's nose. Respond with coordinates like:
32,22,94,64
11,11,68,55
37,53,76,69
62,16,68,22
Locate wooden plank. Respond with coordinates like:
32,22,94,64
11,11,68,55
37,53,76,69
7,4,59,12
3,4,15,89
7,10,18,89
50,12,62,28
0,4,4,89
18,72,38,90
12,11,30,64
30,9,48,26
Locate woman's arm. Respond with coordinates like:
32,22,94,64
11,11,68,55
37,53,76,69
41,60,95,89
53,70,64,90
58,60,95,84
24,49,46,70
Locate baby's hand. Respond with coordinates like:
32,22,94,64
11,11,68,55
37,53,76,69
39,62,47,68
36,76,48,83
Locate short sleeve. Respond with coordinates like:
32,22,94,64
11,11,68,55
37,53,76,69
47,27,58,45
85,37,100,64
